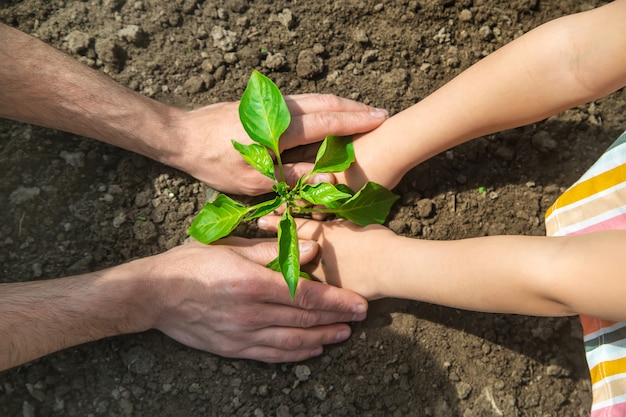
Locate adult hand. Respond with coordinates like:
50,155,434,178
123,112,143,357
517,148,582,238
135,238,369,362
169,94,388,196
0,237,368,370
0,24,386,198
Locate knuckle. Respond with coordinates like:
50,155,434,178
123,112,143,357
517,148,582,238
315,111,342,133
317,93,343,109
213,341,242,358
296,309,320,328
279,332,306,350
230,306,263,328
230,275,259,296
293,282,323,309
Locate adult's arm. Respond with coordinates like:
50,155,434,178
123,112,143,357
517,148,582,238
339,0,626,190
0,23,388,195
0,238,368,371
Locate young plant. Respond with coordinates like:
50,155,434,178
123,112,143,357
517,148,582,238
188,70,399,298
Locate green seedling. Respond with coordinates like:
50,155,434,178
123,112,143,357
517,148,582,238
188,70,399,298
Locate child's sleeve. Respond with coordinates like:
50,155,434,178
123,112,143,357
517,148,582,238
546,130,626,417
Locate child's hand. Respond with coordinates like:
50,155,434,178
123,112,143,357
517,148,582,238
258,215,397,300
330,119,416,193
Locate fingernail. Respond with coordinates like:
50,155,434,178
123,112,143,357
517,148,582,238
335,329,351,343
353,304,367,314
352,304,367,321
298,240,315,252
370,108,389,118
310,346,324,357
257,217,268,229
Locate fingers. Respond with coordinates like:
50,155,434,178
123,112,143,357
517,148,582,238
236,323,353,363
294,278,368,316
223,237,320,266
218,255,367,319
247,273,368,320
280,94,388,151
227,287,366,330
284,94,381,115
258,215,323,239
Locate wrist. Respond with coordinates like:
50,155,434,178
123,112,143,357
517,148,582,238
344,119,415,191
126,102,188,169
100,257,165,335
353,230,408,300
373,234,421,300
154,106,213,181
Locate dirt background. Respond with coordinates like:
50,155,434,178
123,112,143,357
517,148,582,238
2,0,626,416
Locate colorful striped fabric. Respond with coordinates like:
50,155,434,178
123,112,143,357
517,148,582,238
545,130,626,417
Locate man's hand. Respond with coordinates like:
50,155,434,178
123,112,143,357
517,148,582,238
169,95,388,196
127,238,369,363
0,237,368,370
0,23,387,197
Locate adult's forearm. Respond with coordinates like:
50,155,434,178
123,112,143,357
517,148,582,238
0,266,148,371
0,23,182,164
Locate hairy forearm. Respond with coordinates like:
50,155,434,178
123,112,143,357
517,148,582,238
380,231,626,321
0,23,183,165
0,265,151,371
348,1,626,189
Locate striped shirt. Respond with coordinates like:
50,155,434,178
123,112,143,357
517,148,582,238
545,130,626,417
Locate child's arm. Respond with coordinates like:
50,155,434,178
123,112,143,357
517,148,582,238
258,217,626,322
339,0,626,190
258,1,626,323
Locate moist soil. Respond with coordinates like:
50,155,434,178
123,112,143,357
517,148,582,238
1,1,625,416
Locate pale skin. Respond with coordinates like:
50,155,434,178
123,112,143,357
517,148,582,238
260,1,626,322
335,0,626,191
0,23,384,370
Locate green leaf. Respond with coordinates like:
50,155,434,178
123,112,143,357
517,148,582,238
291,175,306,195
266,257,280,272
311,135,355,174
335,183,355,195
300,182,353,206
324,183,355,209
244,196,285,220
333,182,400,226
278,210,300,299
231,140,276,181
272,181,290,198
238,70,290,155
266,257,311,280
187,194,250,244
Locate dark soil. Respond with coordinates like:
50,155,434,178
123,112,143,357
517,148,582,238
2,1,625,416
